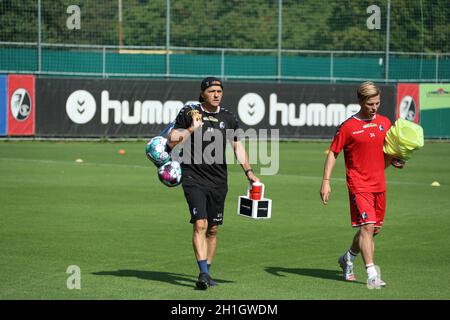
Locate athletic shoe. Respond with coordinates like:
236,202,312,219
338,254,356,281
379,279,387,287
367,275,383,289
207,275,217,287
196,272,209,290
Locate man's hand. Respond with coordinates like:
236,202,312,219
320,179,331,205
384,153,406,169
391,158,406,169
320,151,337,205
189,110,203,132
246,170,259,183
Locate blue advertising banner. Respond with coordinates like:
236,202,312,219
0,75,7,136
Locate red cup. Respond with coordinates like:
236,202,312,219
250,182,263,200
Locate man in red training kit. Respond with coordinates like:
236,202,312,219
320,81,401,289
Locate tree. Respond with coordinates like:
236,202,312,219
0,0,448,53
0,0,38,42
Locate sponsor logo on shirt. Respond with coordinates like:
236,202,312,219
363,123,377,128
352,130,364,135
203,116,218,122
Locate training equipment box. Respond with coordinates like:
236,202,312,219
237,196,272,219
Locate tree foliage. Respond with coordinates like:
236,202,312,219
0,0,448,52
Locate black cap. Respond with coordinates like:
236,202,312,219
201,77,223,91
199,77,223,102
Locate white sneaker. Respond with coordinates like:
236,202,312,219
366,265,383,289
338,254,356,281
367,275,382,289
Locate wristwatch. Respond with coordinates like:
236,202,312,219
245,168,254,177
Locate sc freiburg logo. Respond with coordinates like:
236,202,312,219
10,88,32,121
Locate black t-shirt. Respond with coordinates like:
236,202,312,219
173,103,240,188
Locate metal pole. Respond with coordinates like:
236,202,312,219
166,0,171,78
419,0,424,81
221,49,225,79
385,0,391,83
277,0,282,82
435,53,439,83
103,47,106,78
118,0,123,47
38,0,42,74
330,52,334,83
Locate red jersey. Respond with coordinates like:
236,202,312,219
330,114,391,193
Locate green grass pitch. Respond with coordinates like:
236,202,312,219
0,140,449,300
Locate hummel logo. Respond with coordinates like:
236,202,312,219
77,99,85,114
247,102,256,116
66,90,96,124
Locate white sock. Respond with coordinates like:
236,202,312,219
366,264,378,278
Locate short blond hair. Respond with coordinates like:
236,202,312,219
357,81,380,104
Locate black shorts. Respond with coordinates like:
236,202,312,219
182,184,228,226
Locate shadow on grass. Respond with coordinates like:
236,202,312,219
92,269,234,288
265,267,365,285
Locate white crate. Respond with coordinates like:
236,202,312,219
237,196,272,219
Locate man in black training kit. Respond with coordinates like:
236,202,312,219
168,77,258,290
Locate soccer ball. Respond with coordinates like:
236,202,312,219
146,136,170,167
157,161,182,187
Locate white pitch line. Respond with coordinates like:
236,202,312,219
0,157,148,169
0,157,434,186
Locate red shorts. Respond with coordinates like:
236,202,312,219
348,192,386,228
